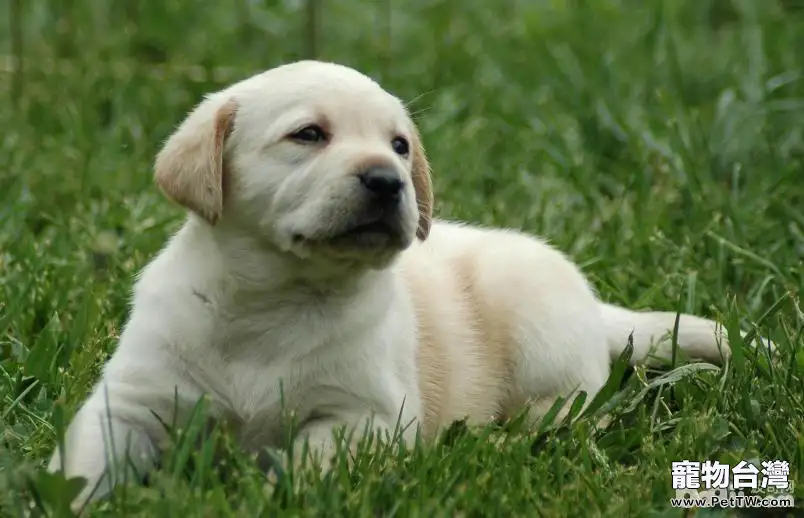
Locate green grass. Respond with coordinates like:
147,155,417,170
1,0,804,516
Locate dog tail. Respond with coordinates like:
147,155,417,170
599,302,733,366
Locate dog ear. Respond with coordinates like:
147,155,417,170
410,126,434,241
154,96,238,225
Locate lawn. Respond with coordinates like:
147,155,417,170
1,0,803,516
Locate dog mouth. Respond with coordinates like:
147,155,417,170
293,217,407,250
326,219,402,248
338,220,395,237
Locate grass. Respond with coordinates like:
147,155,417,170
1,0,803,516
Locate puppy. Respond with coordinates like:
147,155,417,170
48,60,754,509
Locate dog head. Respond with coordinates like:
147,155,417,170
154,60,433,269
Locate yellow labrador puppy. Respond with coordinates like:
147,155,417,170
49,60,742,508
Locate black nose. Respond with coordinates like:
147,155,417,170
358,167,403,200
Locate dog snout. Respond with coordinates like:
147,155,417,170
358,166,404,201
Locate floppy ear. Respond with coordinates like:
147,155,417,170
154,96,238,225
410,126,434,241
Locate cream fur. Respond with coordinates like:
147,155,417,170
48,60,758,510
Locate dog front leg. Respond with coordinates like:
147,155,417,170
48,388,163,512
289,410,396,473
47,368,201,513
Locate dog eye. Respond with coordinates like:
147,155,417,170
391,137,409,156
288,125,327,143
